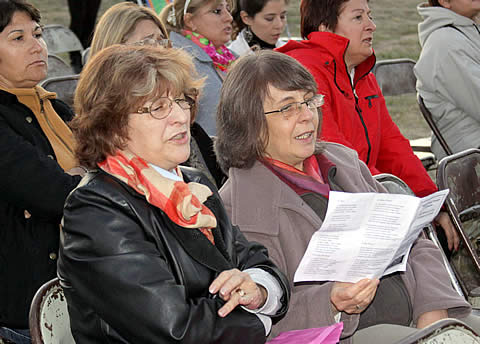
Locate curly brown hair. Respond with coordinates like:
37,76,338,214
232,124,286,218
71,44,203,169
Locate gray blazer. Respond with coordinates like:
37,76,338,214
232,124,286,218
220,142,471,342
170,31,223,136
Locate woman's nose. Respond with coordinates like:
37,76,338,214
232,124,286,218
30,36,46,53
170,102,190,124
367,18,376,32
223,9,233,22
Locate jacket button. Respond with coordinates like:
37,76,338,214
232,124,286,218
26,116,33,123
49,252,57,260
47,154,54,160
24,210,31,219
325,61,329,65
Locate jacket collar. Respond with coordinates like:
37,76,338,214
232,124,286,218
307,32,376,86
228,160,323,231
95,168,234,273
170,31,213,63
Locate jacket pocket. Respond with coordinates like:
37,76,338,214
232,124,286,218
365,94,379,108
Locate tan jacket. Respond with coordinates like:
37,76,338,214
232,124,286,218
220,142,470,341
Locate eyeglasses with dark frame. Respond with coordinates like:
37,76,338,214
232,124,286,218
137,96,195,120
264,94,324,119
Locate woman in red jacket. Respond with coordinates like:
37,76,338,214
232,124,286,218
277,0,458,251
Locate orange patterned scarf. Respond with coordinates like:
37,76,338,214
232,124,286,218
98,150,216,244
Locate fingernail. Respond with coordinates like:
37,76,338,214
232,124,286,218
220,288,227,296
218,310,225,317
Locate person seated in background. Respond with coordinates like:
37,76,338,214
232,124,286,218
414,0,480,160
89,1,226,188
228,0,288,56
0,1,83,342
160,0,236,137
276,0,460,252
57,44,289,344
216,50,476,343
67,0,101,73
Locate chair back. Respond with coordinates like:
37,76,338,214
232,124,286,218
417,94,453,156
29,278,75,344
40,75,80,108
81,47,91,66
47,55,74,79
437,149,480,295
393,318,480,344
42,25,83,56
373,173,415,196
371,58,416,96
437,149,480,217
374,173,464,297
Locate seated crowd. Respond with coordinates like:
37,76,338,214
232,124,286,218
0,0,479,343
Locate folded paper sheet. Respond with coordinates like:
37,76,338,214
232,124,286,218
294,190,449,283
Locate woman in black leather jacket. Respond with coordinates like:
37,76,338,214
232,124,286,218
57,44,289,344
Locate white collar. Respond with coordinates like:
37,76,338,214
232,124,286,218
150,164,183,182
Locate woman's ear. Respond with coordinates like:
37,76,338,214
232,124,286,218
438,0,451,8
240,10,253,26
183,12,196,31
318,23,330,32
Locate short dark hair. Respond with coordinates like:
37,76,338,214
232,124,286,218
72,44,203,169
428,0,442,6
232,0,289,36
300,0,351,38
215,50,318,172
0,0,40,33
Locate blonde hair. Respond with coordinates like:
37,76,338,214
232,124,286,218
72,44,204,169
90,2,168,58
160,0,233,33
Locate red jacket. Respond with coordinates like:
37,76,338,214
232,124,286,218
277,32,437,197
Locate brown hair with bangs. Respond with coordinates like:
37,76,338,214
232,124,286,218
72,44,203,169
300,0,352,38
215,50,318,172
0,0,40,33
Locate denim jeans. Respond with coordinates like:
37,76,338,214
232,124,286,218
0,327,31,344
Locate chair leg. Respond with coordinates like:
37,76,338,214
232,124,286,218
425,225,465,298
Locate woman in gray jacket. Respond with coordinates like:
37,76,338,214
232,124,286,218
160,0,236,136
217,50,475,343
414,0,480,160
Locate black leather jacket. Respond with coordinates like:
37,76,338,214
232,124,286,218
58,167,289,343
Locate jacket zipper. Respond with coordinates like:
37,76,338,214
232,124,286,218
38,95,74,155
339,56,373,165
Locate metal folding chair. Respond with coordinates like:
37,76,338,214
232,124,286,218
437,149,480,300
42,25,83,57
374,173,464,297
46,54,74,79
40,75,80,108
393,318,480,344
29,278,75,344
417,94,453,157
372,59,435,170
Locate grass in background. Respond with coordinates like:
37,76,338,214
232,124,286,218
30,0,431,139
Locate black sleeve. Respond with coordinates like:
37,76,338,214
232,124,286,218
60,182,268,344
0,104,80,220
